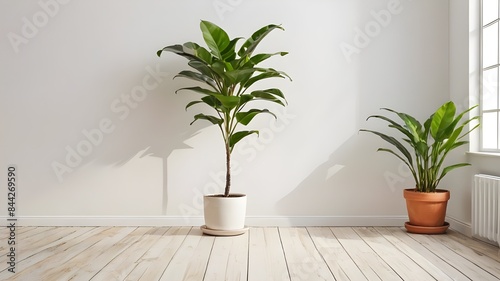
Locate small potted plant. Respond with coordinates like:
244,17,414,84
157,20,290,235
360,101,479,234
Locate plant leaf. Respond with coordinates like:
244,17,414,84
243,52,288,67
238,24,284,57
377,148,417,182
174,70,217,90
190,113,222,125
359,129,413,167
185,100,203,110
438,163,471,181
251,90,286,106
431,101,456,141
182,42,213,64
236,109,276,125
366,114,415,141
212,94,240,110
225,68,256,84
200,20,230,60
229,130,259,149
176,86,219,96
243,71,284,89
221,37,243,61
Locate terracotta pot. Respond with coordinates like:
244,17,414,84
403,188,450,227
203,193,246,231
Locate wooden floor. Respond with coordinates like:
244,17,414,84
1,227,499,280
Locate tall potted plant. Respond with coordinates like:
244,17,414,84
157,20,290,235
360,101,479,234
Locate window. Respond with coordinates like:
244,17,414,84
481,0,500,151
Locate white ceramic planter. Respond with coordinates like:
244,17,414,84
203,194,247,230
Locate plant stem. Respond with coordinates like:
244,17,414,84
224,141,231,197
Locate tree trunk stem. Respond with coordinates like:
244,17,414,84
224,142,231,197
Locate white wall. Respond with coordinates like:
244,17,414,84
0,0,450,226
447,0,500,235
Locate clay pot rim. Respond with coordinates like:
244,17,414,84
403,188,450,201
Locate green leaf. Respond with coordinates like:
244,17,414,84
439,124,464,153
238,24,284,57
243,52,288,67
157,44,185,57
158,44,207,65
236,109,276,125
176,86,219,96
359,129,413,167
182,42,213,64
251,90,286,106
190,114,222,125
366,114,415,142
262,88,287,103
174,70,217,90
243,72,284,89
210,60,228,79
225,69,256,84
187,60,218,80
381,108,423,142
377,148,417,181
212,94,240,110
239,94,254,106
201,95,222,109
438,163,471,181
255,67,292,80
415,141,428,157
229,130,259,149
431,101,456,141
221,37,243,61
185,100,203,110
200,20,230,60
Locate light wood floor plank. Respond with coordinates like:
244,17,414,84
383,227,470,281
61,226,147,281
15,226,38,235
158,227,214,281
375,227,455,281
133,226,191,281
18,227,81,258
248,227,290,281
204,231,249,281
16,226,56,242
354,227,435,281
421,231,500,279
307,227,367,281
0,227,100,277
1,226,499,281
407,230,500,281
90,227,170,281
41,226,138,281
447,230,500,262
330,227,400,280
279,227,335,281
1,226,114,280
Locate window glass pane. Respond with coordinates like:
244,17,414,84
483,22,499,68
482,112,499,149
483,0,499,25
483,67,499,110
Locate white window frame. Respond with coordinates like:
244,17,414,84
480,0,500,152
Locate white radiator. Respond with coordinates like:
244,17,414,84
472,174,500,245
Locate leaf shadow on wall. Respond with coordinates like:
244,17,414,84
89,60,210,215
275,133,410,218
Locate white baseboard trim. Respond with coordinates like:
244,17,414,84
0,215,408,227
446,216,472,237
246,216,407,227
